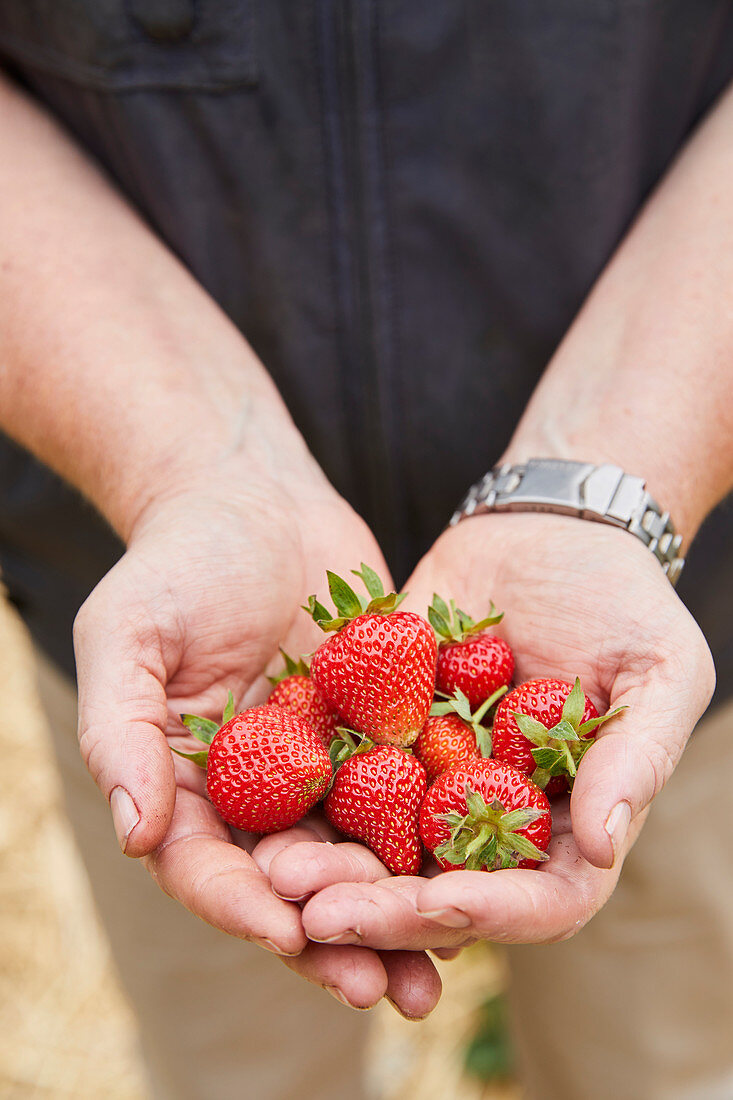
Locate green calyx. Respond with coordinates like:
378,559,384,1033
328,727,376,769
514,677,626,790
428,593,503,644
303,563,407,633
434,785,549,870
429,685,509,758
171,690,236,770
267,649,311,686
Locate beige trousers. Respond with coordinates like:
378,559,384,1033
37,650,733,1100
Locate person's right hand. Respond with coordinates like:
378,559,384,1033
73,470,442,1018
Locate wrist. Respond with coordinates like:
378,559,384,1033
452,458,685,584
106,378,331,545
498,429,701,547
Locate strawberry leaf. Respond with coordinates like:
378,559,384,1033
499,807,548,831
561,677,586,728
469,602,505,632
531,766,552,790
449,687,474,724
577,705,627,736
303,594,333,628
429,700,456,717
327,571,365,618
221,690,235,725
435,845,467,865
329,727,373,768
506,832,549,863
180,714,219,745
268,649,311,685
365,592,407,615
475,725,492,758
550,718,580,742
171,746,209,769
531,746,567,774
428,604,452,639
514,712,550,744
431,593,452,623
465,787,491,820
352,563,384,600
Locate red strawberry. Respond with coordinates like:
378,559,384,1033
429,594,514,708
414,685,506,784
172,697,332,833
492,677,624,794
267,651,341,748
415,714,478,786
306,565,437,748
419,758,551,871
324,745,427,874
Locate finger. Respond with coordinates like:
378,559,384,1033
268,840,393,902
280,942,388,1010
380,951,443,1020
251,823,338,879
415,833,623,944
571,654,713,868
302,878,473,951
74,590,176,857
431,947,468,960
143,787,306,955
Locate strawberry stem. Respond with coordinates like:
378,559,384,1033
515,678,626,788
303,565,407,633
434,784,549,870
428,594,504,644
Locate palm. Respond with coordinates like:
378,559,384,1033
74,487,442,1015
262,512,714,951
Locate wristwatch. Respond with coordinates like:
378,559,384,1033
450,458,685,586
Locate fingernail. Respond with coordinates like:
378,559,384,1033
416,906,471,929
324,985,369,1011
604,800,632,867
110,786,140,854
252,937,300,957
385,995,430,1022
272,888,310,903
309,929,362,945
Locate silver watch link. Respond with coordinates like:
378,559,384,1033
450,458,685,586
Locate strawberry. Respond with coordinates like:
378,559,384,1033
419,758,551,871
414,685,507,784
492,677,624,793
415,714,478,787
172,695,332,833
324,744,427,874
267,650,341,748
429,594,514,708
306,564,437,749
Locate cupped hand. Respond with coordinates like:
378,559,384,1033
263,512,714,951
73,474,441,1016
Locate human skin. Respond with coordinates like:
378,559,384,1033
1,62,731,1011
0,72,440,1017
259,79,733,955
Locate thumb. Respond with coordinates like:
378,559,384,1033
571,658,715,869
74,581,177,858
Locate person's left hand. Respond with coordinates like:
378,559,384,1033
256,512,715,952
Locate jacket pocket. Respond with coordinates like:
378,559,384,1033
0,0,257,91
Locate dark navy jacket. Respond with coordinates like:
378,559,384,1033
0,1,730,702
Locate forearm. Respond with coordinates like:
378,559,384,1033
503,81,733,544
0,74,323,540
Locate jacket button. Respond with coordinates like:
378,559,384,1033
129,0,195,41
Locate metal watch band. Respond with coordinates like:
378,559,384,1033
450,459,685,586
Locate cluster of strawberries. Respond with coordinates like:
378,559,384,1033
174,566,622,875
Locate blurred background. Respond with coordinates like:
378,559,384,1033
0,592,519,1100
